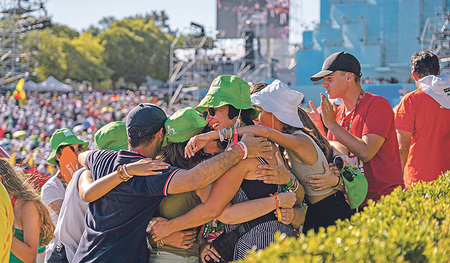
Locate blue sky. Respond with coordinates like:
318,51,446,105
46,0,319,38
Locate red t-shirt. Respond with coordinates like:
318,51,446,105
395,89,450,188
328,93,404,204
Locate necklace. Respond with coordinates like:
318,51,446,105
338,90,365,132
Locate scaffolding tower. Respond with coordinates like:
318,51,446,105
0,0,50,87
421,10,450,73
168,22,271,110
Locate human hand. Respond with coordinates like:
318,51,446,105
125,158,170,176
277,192,296,208
320,93,338,129
151,219,174,241
256,152,290,184
306,101,322,126
305,161,340,191
151,230,197,250
276,208,295,225
185,132,214,158
239,133,272,160
201,244,222,263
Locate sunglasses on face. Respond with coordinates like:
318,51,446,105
207,108,216,117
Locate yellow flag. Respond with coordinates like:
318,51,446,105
9,153,15,165
15,78,24,92
47,164,54,175
20,90,26,100
28,155,34,167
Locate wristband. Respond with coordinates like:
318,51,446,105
123,164,133,178
237,142,248,159
270,193,282,222
233,127,239,145
333,175,341,188
286,173,294,187
219,129,224,142
146,219,158,233
117,165,131,182
223,128,227,141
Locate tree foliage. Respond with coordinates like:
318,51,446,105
20,10,174,89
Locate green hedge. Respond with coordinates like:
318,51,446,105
241,171,450,263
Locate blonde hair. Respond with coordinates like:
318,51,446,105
0,158,55,245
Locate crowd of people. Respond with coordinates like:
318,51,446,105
0,50,449,263
0,89,173,177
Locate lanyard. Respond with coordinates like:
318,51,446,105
338,91,365,132
56,172,67,189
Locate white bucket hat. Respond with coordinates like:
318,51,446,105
251,79,304,128
419,74,450,109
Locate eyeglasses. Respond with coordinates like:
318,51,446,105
207,108,216,117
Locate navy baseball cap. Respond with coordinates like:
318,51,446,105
126,103,167,139
310,51,362,81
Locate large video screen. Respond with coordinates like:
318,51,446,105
217,0,289,39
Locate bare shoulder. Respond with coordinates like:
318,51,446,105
21,200,39,216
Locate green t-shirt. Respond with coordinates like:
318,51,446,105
155,191,202,258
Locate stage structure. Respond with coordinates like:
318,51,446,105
168,1,291,109
0,0,50,87
421,11,450,74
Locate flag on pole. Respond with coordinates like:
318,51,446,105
13,78,26,101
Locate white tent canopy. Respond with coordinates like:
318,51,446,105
22,80,39,91
37,76,73,92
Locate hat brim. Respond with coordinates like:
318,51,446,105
310,70,334,82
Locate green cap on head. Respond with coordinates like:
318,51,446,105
163,107,207,148
196,75,259,120
94,121,128,151
47,128,89,165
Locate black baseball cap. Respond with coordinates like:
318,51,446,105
126,103,167,139
310,51,362,81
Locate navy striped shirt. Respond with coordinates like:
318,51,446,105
73,150,179,263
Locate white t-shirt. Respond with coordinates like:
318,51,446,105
41,172,66,225
45,168,88,262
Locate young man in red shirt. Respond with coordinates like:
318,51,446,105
309,51,404,206
395,50,450,188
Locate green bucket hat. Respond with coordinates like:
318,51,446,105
47,128,89,165
196,75,259,120
163,107,207,148
94,121,128,151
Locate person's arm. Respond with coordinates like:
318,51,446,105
293,207,306,229
153,160,251,239
10,201,41,263
397,129,412,171
78,150,92,168
47,199,63,216
167,133,272,194
186,125,317,166
306,100,327,136
78,158,170,202
320,94,385,162
304,161,346,192
216,191,296,225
